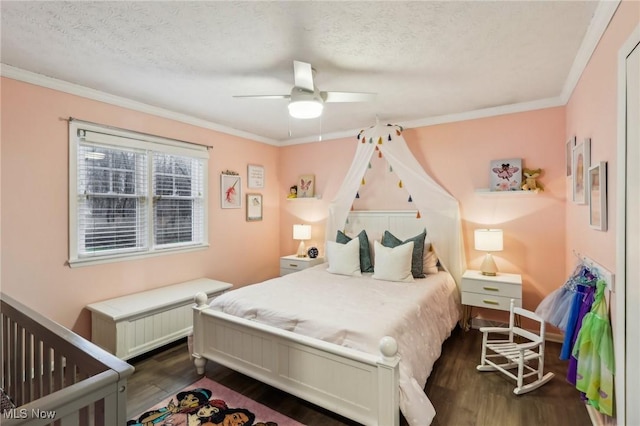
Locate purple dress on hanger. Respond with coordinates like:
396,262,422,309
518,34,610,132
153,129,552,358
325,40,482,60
560,284,589,360
567,284,596,385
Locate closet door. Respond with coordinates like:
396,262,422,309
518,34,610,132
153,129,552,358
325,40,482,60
624,39,639,426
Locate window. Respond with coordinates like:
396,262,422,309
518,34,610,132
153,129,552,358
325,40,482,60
69,121,208,266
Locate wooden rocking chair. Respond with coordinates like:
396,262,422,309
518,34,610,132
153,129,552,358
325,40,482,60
476,299,554,394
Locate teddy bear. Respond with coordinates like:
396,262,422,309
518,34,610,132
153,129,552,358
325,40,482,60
521,168,543,192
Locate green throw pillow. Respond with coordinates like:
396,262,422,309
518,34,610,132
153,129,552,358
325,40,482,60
381,229,427,278
336,230,374,273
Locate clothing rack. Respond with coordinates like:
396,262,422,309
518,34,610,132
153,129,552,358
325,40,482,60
574,250,615,293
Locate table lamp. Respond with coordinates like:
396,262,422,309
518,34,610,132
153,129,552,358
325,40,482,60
474,229,503,276
293,224,312,257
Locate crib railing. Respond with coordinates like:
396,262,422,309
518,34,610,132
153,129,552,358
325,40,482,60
1,292,134,425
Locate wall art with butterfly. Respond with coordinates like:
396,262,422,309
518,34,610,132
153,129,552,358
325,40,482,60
490,158,522,191
297,174,315,198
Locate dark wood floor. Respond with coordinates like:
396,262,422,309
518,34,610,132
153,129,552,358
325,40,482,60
126,327,592,425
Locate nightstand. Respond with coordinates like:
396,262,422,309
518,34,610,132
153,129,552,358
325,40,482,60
280,255,324,276
460,269,522,330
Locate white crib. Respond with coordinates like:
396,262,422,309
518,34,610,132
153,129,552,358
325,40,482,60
1,292,134,425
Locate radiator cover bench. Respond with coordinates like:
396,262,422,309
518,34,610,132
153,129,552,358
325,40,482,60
87,278,232,360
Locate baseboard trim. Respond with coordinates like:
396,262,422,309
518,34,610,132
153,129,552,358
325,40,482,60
586,405,617,426
587,405,604,426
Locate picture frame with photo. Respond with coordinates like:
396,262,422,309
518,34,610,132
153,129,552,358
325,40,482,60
247,164,265,189
572,138,591,204
246,193,263,221
221,173,241,209
589,161,607,231
566,136,576,177
490,158,522,191
297,174,315,198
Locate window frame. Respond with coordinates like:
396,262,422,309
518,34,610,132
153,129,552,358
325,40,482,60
68,120,209,267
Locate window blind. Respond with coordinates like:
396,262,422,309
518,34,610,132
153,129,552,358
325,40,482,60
77,144,148,256
70,120,209,265
153,153,205,248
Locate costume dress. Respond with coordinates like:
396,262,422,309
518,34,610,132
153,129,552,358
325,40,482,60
572,280,615,416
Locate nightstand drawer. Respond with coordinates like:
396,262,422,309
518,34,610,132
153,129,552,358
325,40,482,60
461,278,521,299
461,292,522,311
279,255,324,276
280,258,308,270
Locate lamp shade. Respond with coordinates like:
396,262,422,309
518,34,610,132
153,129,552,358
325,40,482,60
288,100,324,119
293,224,312,241
474,229,503,252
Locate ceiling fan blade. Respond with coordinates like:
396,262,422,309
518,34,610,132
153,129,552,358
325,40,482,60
321,91,377,103
293,60,315,92
233,95,290,100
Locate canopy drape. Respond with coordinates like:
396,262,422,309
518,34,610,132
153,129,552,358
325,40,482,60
325,123,466,286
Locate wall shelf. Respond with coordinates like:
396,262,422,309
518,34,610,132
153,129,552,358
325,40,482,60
475,189,539,196
286,194,322,200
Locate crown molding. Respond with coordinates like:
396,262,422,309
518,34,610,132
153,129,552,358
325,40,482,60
0,64,280,146
280,97,565,146
1,0,618,147
560,0,621,103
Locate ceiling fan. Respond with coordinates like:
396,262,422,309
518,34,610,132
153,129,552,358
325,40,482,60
233,60,376,119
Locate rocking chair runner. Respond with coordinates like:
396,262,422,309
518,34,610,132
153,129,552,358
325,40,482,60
477,299,554,394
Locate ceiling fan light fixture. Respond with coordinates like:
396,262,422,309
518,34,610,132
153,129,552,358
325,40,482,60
288,99,324,119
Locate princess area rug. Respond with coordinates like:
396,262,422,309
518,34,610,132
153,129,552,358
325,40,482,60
127,377,305,426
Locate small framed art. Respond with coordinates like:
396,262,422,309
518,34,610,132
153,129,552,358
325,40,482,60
566,136,576,177
589,161,607,231
572,138,591,204
247,164,265,189
490,159,522,191
246,193,263,221
297,174,315,198
221,173,241,209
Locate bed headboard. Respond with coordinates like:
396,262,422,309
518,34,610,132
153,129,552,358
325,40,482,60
344,210,426,242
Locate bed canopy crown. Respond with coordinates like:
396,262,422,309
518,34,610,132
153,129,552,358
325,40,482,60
325,123,466,285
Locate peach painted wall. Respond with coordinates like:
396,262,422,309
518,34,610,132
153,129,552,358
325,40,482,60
566,0,639,275
564,3,639,422
0,77,281,338
280,107,567,318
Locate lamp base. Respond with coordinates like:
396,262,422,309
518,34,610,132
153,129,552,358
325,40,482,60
480,253,498,276
297,241,307,257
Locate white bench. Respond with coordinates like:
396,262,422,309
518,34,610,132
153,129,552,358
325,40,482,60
86,278,232,360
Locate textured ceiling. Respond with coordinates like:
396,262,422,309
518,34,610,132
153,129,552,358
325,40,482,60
1,1,600,144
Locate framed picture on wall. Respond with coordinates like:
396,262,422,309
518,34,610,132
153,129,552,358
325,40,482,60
572,138,591,204
566,136,576,177
221,173,241,208
297,174,315,198
247,164,265,189
246,193,263,221
490,159,522,191
589,161,607,231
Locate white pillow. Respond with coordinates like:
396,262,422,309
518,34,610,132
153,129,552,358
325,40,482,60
423,243,439,275
326,239,362,276
372,240,415,283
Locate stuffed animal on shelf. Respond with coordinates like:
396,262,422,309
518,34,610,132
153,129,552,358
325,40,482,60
521,168,544,192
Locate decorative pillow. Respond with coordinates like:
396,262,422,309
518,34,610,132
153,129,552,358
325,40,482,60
423,243,439,275
381,229,427,278
326,239,362,276
372,240,414,283
336,230,374,273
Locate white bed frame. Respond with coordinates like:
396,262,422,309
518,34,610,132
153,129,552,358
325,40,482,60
191,211,430,426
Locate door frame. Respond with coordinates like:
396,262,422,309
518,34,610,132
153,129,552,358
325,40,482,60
615,23,640,426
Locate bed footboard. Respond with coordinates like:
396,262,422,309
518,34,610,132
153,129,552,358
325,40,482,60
192,292,400,426
1,292,134,426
